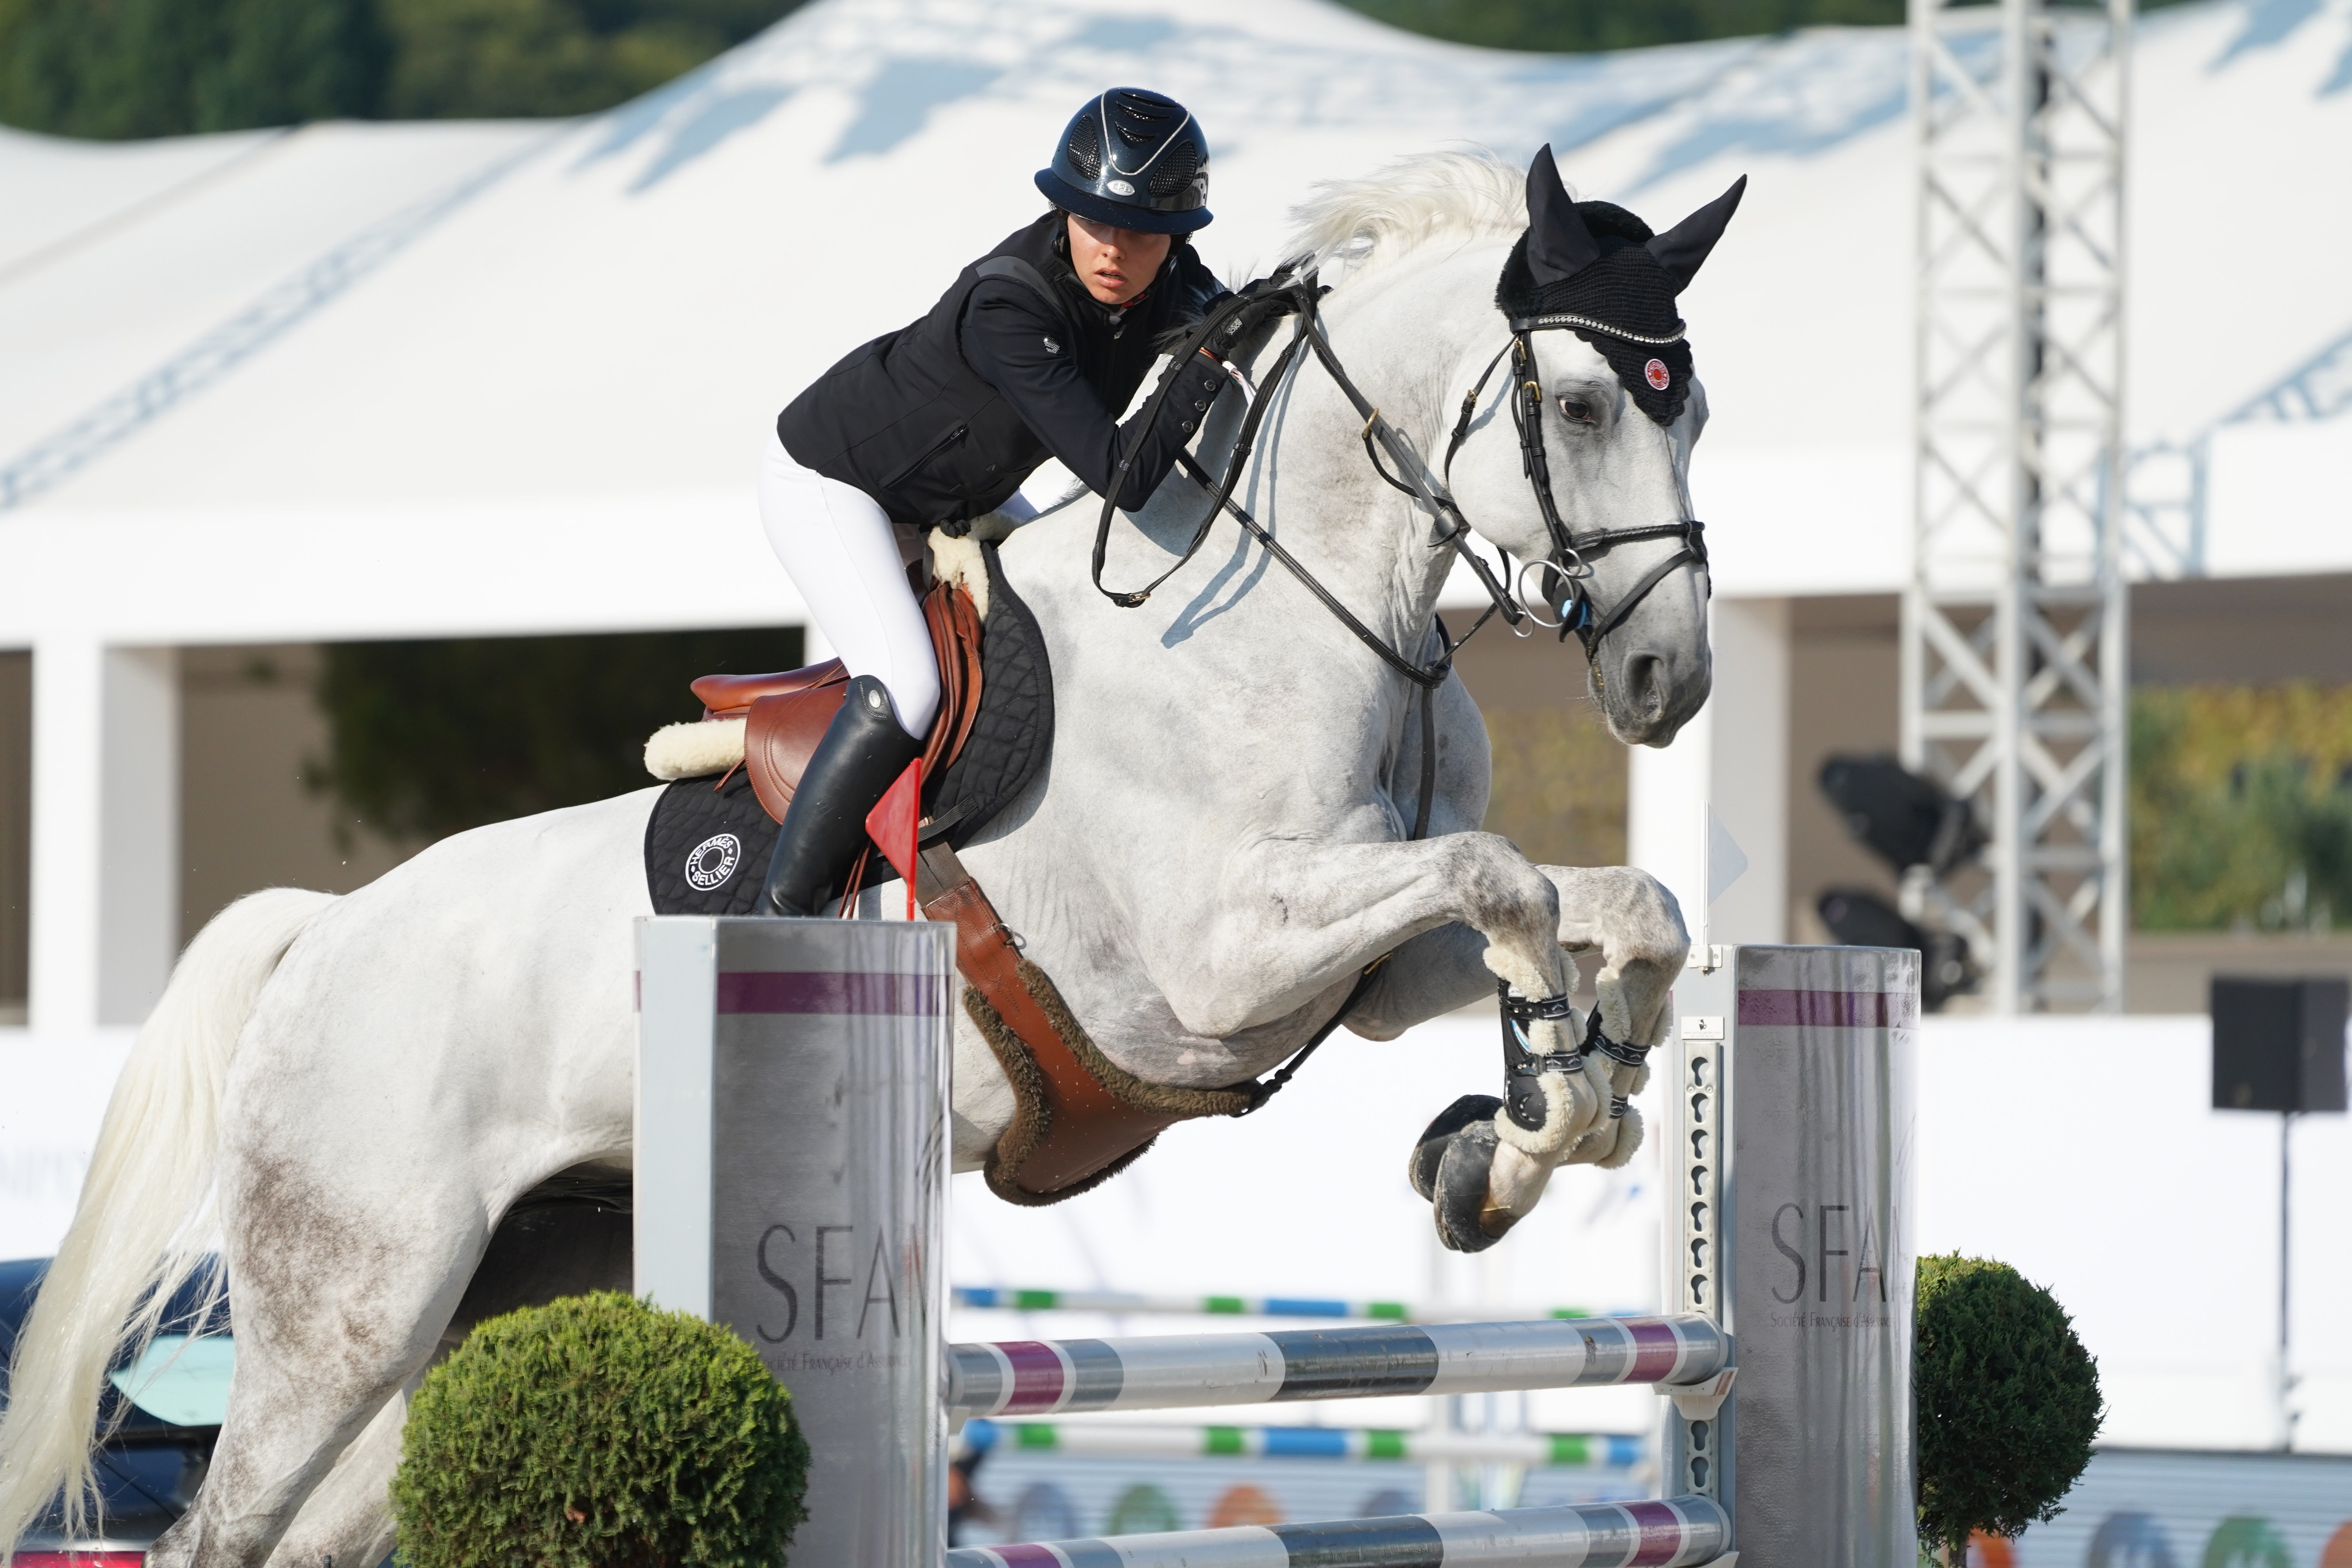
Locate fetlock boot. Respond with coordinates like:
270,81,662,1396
758,674,926,917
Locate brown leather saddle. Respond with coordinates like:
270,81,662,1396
681,577,1227,1205
694,580,985,826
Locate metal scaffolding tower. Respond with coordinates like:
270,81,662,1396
1906,0,2133,1012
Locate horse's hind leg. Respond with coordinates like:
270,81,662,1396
149,1149,490,1568
259,1188,635,1568
260,1389,411,1568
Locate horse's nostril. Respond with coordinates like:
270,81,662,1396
1623,654,1666,714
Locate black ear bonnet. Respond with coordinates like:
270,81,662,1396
1496,147,1746,426
1495,222,1695,427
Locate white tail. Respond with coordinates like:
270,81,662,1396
0,887,338,1555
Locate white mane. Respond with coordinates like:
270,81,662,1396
1281,149,1540,280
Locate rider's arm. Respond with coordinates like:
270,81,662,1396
962,282,1230,512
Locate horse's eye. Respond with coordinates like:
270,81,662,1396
1558,397,1594,424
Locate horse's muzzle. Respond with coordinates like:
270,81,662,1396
1599,641,1712,747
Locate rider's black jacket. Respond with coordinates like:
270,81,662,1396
776,212,1232,533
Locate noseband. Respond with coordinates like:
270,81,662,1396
1092,271,1709,690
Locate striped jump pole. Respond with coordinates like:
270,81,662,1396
951,1287,1617,1324
960,1419,1649,1469
947,1315,1725,1418
945,1496,1730,1568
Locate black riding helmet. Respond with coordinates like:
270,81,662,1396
1035,87,1213,235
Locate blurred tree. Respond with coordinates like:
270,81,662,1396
0,0,386,138
1482,704,1627,869
2131,683,2352,932
3,0,2200,140
312,627,801,843
380,0,735,119
1346,0,1903,53
1346,0,2190,52
0,0,793,135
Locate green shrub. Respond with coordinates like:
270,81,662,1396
1914,1254,2103,1559
392,1292,809,1568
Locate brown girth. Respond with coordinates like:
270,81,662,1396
695,578,1230,1204
914,844,1252,1204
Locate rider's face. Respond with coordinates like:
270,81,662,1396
1065,214,1171,306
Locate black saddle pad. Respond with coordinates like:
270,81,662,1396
643,540,1054,916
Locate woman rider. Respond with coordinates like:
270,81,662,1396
756,87,1237,916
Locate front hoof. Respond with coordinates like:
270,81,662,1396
1407,1096,1514,1253
1409,1094,1502,1200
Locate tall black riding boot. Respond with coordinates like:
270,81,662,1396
758,674,926,917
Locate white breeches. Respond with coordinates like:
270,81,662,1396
758,432,941,739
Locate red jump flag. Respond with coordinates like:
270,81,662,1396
864,758,923,921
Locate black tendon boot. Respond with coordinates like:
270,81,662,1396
759,675,926,917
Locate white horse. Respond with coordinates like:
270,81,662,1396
0,150,1716,1568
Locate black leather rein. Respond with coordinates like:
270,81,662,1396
1090,278,1495,690
1090,270,1709,690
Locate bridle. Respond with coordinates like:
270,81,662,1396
1463,331,1710,666
1089,264,1709,1120
1090,269,1711,693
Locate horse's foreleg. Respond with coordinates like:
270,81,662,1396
1539,863,1688,1050
1183,840,1688,1252
1342,867,1687,1244
1170,835,1613,1234
1339,920,1494,1039
1425,865,1689,1218
1348,869,1686,1052
1336,918,1604,1252
1179,832,1574,1034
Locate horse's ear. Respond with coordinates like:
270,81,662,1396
1646,175,1748,293
1524,144,1599,285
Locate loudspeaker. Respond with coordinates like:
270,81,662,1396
2210,976,2349,1113
1817,755,1985,878
1815,887,1978,1012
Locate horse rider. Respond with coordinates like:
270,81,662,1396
756,86,1236,917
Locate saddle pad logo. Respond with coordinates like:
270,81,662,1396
684,833,742,891
1644,358,1671,392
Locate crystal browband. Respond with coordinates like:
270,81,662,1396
1507,312,1688,346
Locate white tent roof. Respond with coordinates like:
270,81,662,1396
2,0,2348,646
